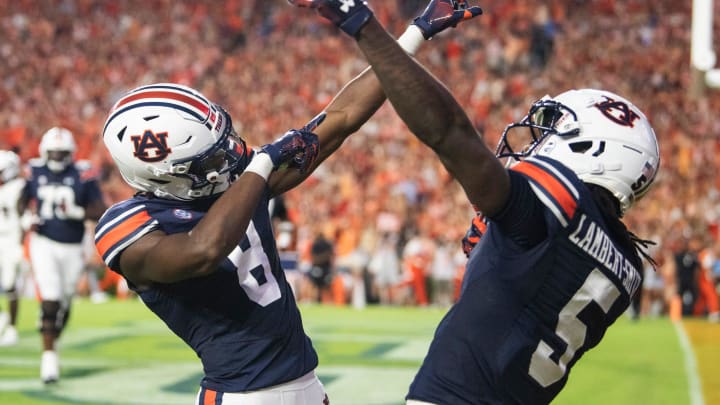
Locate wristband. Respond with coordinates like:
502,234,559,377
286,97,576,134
244,153,274,182
397,25,425,55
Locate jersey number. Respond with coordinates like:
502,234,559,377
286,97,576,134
37,185,85,220
528,268,621,387
227,221,281,307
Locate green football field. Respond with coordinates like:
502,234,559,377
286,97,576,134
0,297,716,405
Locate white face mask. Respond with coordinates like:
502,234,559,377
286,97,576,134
47,159,69,173
45,150,73,172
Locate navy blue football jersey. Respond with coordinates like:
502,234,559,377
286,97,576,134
24,160,103,243
94,190,318,392
407,156,642,405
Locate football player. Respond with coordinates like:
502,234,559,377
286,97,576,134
0,150,26,347
293,1,660,404
20,127,107,383
94,3,481,403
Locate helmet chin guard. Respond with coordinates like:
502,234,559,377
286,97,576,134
102,83,250,201
496,89,659,215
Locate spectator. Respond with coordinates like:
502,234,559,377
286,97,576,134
696,237,720,322
429,236,459,307
673,236,702,316
309,230,335,304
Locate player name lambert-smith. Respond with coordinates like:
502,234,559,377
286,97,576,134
568,213,642,296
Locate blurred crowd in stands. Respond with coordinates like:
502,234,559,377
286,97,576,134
1,0,719,320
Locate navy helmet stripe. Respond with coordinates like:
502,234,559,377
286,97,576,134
133,84,211,105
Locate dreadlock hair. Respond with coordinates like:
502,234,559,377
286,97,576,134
586,184,657,272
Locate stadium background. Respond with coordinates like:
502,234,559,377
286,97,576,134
1,0,720,404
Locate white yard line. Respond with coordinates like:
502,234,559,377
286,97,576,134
674,321,705,405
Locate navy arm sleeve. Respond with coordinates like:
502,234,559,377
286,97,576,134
487,170,547,249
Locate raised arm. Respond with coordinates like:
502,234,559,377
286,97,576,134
295,0,510,216
270,0,486,196
267,65,383,195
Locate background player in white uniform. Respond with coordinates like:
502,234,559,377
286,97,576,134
19,127,107,384
0,150,26,347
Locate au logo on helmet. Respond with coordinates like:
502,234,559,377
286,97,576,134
594,97,640,128
131,130,172,162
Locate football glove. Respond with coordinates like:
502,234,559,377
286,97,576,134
288,0,373,37
414,0,483,39
261,113,323,173
461,214,487,258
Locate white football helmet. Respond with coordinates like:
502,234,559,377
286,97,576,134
496,88,659,215
102,83,249,201
40,127,77,173
0,150,21,182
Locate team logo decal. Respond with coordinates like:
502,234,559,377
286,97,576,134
594,97,640,128
173,209,193,220
131,130,172,162
631,161,657,193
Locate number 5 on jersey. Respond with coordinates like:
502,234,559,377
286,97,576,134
528,269,621,386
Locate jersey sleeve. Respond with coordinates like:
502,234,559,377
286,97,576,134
486,170,547,248
81,178,104,206
510,156,581,228
94,202,159,272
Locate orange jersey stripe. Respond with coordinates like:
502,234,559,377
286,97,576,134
96,210,153,258
512,162,577,218
203,389,217,405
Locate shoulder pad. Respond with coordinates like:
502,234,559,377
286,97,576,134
75,160,100,181
95,199,159,269
28,158,44,168
511,157,581,227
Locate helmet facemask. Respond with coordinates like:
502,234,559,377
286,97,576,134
167,120,249,199
495,99,580,166
46,150,74,173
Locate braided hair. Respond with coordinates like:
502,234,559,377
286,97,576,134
586,184,657,272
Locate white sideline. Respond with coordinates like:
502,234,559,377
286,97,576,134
673,321,705,405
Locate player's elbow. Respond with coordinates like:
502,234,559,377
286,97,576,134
186,236,233,278
418,123,473,155
190,244,225,277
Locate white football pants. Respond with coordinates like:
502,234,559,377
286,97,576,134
195,371,327,405
0,236,23,291
29,234,85,301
